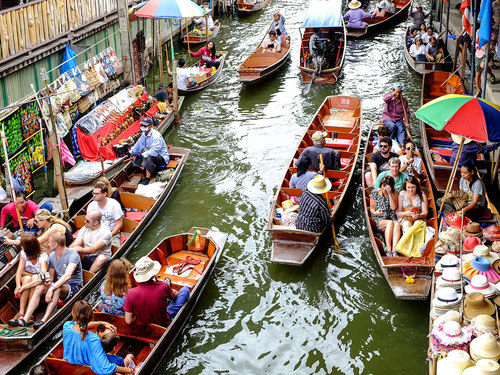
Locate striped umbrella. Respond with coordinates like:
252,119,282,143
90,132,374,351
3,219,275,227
135,0,204,19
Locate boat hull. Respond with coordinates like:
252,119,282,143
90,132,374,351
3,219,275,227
183,22,221,44
178,52,227,95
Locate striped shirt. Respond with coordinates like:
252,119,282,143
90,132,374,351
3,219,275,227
296,190,331,233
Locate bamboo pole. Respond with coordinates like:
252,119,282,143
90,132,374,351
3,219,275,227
170,22,179,121
320,154,341,252
439,137,464,215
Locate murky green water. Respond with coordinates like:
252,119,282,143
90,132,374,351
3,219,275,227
22,1,436,374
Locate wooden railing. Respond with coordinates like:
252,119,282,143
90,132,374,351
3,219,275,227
0,0,117,61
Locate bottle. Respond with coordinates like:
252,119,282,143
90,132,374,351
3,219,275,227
211,66,216,75
275,207,283,225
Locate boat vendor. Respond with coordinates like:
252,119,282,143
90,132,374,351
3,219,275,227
193,7,218,32
296,175,332,233
295,131,340,172
189,41,221,68
261,31,282,53
449,135,500,167
382,82,410,147
153,84,173,105
270,11,289,43
343,0,373,28
0,191,52,231
130,116,170,185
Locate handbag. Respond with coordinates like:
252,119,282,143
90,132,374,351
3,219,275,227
77,96,91,114
68,103,79,120
403,206,421,224
84,66,101,90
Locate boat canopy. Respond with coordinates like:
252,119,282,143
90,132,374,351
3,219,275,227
300,0,343,28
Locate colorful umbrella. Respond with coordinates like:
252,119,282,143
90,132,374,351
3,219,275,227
135,0,204,19
415,94,500,143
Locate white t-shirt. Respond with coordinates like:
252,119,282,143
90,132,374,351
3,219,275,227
409,44,426,56
87,198,123,233
21,250,48,274
422,32,438,44
176,68,189,90
77,224,112,256
399,154,423,177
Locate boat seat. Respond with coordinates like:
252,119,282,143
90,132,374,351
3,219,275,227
125,211,148,221
324,138,353,148
242,54,282,68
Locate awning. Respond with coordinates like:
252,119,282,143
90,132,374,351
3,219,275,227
300,0,343,28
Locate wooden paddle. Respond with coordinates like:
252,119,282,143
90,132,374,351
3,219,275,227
320,154,341,252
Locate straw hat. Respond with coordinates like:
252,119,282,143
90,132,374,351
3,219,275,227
133,256,161,283
464,236,483,253
484,226,500,242
464,245,500,264
311,131,328,142
464,292,496,320
282,200,299,214
470,315,498,338
348,0,362,9
431,321,473,353
492,242,500,253
451,134,474,145
432,287,462,308
440,226,465,243
464,222,484,238
437,268,464,290
492,259,500,276
470,333,500,362
462,359,500,375
465,275,496,296
307,175,332,195
436,350,472,375
433,310,463,328
435,254,460,273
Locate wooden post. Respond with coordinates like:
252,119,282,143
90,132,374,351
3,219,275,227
41,69,70,220
117,0,135,83
205,14,209,44
172,60,179,120
439,138,464,215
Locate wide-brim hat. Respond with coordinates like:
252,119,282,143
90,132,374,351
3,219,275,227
307,175,332,195
133,256,161,283
492,242,500,253
451,134,474,145
465,274,497,296
433,287,462,308
492,259,500,275
445,213,471,230
464,236,483,253
441,226,465,243
484,226,500,242
437,268,464,289
464,246,499,264
470,315,498,338
432,321,473,347
462,359,500,375
433,310,463,328
348,0,362,8
282,199,299,214
470,333,500,362
464,222,484,238
436,254,460,273
436,350,472,375
464,292,496,320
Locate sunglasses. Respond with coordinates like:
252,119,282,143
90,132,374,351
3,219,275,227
85,219,92,223
406,147,415,151
380,145,389,149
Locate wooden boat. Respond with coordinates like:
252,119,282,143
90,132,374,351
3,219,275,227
419,72,492,193
362,123,437,300
236,0,271,14
403,26,453,75
346,0,412,38
267,96,362,266
0,147,190,374
31,227,227,375
183,21,221,44
299,0,346,85
177,52,227,95
64,97,185,186
238,21,291,84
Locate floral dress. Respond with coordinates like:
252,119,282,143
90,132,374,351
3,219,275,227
370,189,397,229
99,281,127,316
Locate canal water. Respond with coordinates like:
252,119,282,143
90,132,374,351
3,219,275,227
23,1,435,374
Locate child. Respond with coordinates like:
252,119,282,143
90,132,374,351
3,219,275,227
101,332,136,369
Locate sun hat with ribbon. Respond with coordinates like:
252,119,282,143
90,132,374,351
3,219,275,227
433,310,463,328
445,213,471,229
464,293,496,321
437,268,464,291
463,257,500,284
464,222,484,238
133,256,161,283
465,275,497,296
431,321,473,354
470,315,498,338
436,350,473,375
484,226,500,242
435,254,460,273
464,236,483,253
464,245,500,264
432,287,463,309
440,226,465,243
307,175,332,195
462,359,500,375
282,200,299,214
470,333,500,362
348,0,362,9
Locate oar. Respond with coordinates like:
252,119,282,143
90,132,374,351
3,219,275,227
401,92,410,129
319,154,341,252
440,65,462,87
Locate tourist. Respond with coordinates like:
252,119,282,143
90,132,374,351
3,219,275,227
124,257,190,326
374,157,409,191
344,0,374,28
426,36,444,62
382,82,410,146
295,131,340,172
396,176,428,232
168,59,196,90
366,136,399,187
63,300,133,374
87,182,123,246
399,138,423,180
8,236,47,327
270,11,289,43
189,41,220,69
372,0,388,17
130,117,170,185
261,31,282,53
422,26,439,44
101,332,136,368
369,176,400,256
407,27,420,48
99,258,131,317
419,22,427,34
449,134,500,167
97,176,125,213
24,232,83,330
296,175,332,233
70,211,112,273
290,156,318,203
409,6,427,29
410,36,427,62
373,125,402,154
0,191,51,231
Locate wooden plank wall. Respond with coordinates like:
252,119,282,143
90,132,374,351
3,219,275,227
0,0,118,61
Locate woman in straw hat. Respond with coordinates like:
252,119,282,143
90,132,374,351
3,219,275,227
296,175,332,233
343,0,374,28
369,176,401,256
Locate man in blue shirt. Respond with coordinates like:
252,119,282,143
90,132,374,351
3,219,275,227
130,116,170,185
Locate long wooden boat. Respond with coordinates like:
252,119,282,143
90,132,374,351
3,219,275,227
346,0,411,38
31,227,228,375
183,21,221,44
178,52,227,95
403,26,453,75
362,123,437,300
238,21,291,84
64,97,185,186
236,0,271,14
0,147,190,374
419,72,491,193
299,0,346,85
267,96,362,266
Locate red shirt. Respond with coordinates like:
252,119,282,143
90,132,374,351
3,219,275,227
123,280,176,326
0,200,39,227
189,47,215,63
